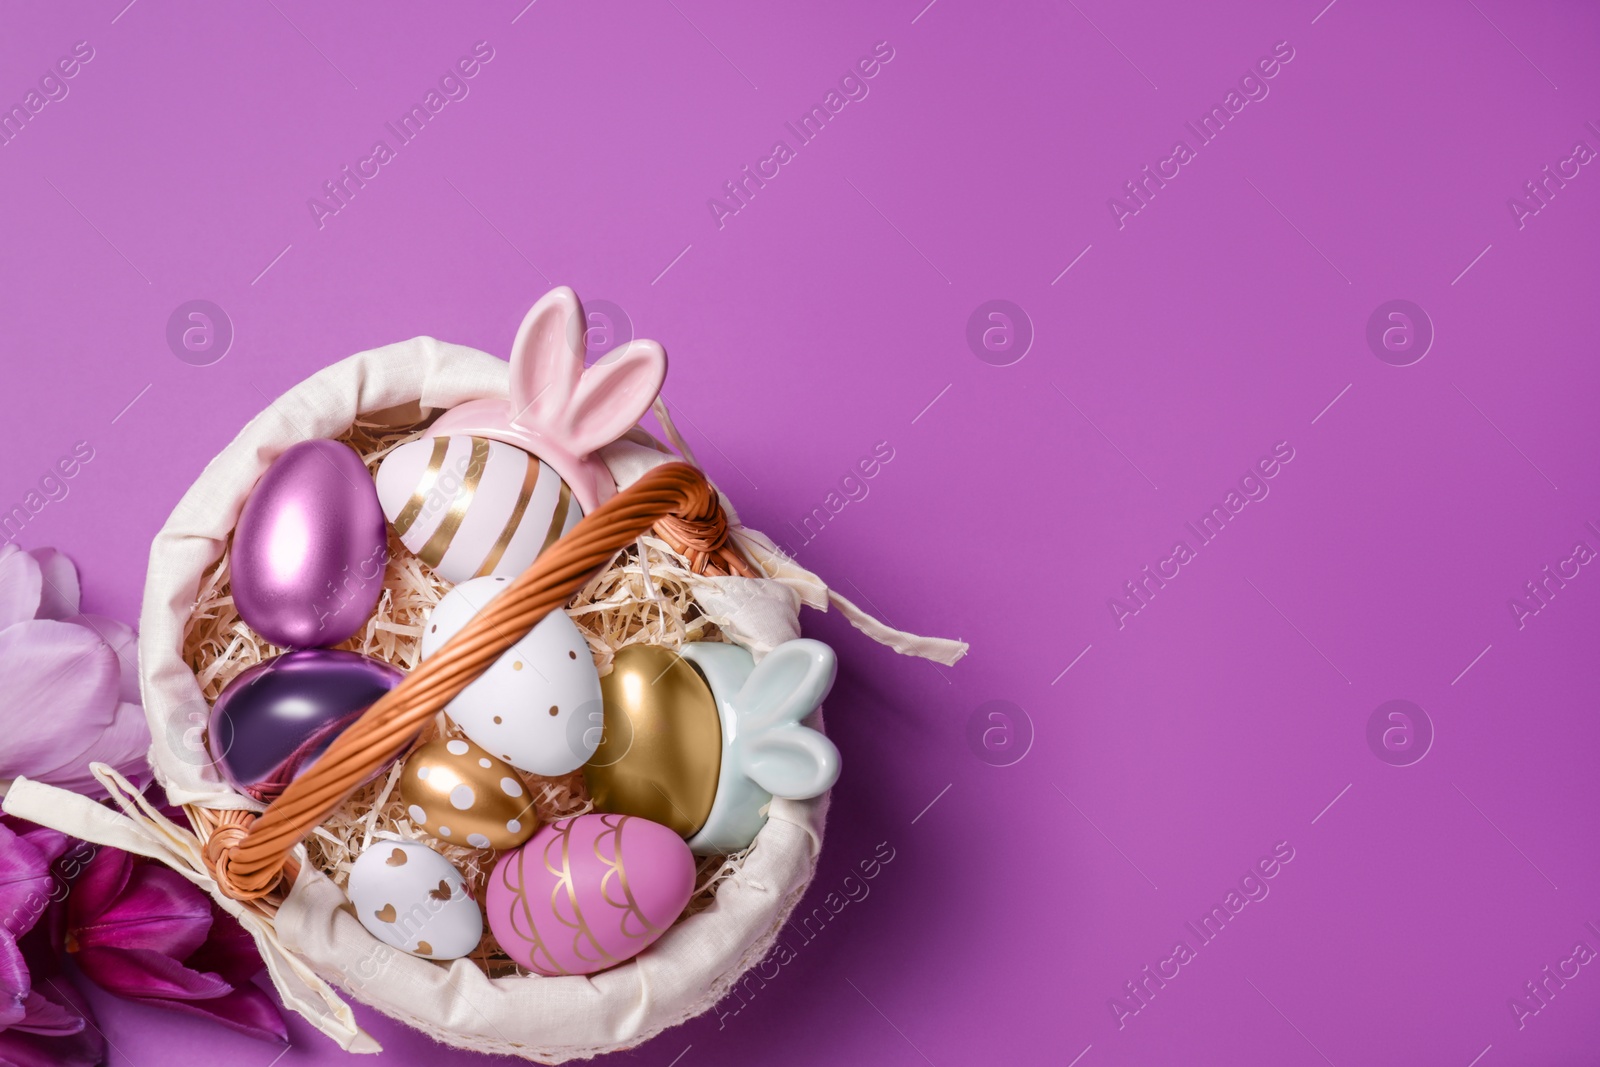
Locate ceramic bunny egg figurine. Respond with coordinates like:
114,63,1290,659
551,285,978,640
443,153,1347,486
374,287,667,584
584,638,842,854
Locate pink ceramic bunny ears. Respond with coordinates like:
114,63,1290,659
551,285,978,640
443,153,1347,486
426,287,667,510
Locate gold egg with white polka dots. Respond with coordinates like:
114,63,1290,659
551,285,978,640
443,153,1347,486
399,736,538,850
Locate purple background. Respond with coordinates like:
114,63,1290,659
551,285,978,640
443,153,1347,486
3,0,1599,1064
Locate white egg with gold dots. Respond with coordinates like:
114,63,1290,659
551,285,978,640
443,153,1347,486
420,575,602,777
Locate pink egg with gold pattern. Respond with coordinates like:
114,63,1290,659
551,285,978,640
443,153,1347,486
485,813,694,976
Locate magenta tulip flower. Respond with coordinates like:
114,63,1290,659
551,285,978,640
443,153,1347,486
0,545,148,796
62,846,286,1043
0,816,103,1067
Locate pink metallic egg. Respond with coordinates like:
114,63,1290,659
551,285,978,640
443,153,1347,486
486,813,695,976
232,439,388,648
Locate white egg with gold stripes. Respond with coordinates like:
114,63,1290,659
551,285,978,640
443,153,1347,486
374,435,582,584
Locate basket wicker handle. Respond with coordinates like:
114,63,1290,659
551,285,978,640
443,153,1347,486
205,461,752,901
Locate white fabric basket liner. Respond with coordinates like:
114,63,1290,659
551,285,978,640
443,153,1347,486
3,336,965,1062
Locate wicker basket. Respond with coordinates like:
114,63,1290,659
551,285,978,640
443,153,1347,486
3,327,964,1061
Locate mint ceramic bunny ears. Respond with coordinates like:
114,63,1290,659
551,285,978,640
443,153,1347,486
679,639,841,854
426,286,667,511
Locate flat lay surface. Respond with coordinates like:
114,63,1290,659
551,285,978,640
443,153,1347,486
2,1,1598,1064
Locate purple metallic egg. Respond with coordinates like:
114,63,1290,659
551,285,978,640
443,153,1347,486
232,439,388,649
206,649,407,802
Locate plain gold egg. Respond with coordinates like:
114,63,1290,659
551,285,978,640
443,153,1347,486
583,645,722,838
400,736,537,850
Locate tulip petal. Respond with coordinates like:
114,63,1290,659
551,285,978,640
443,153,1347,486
0,622,119,783
63,850,129,933
0,1025,103,1067
125,983,288,1044
73,864,211,961
68,616,137,705
184,907,263,988
73,945,230,1001
14,825,72,871
12,990,84,1037
0,973,100,1067
26,702,151,798
0,551,41,633
26,551,78,622
0,933,28,1030
0,824,54,932
89,702,150,777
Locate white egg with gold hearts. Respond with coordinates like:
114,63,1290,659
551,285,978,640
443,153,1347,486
346,840,482,960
